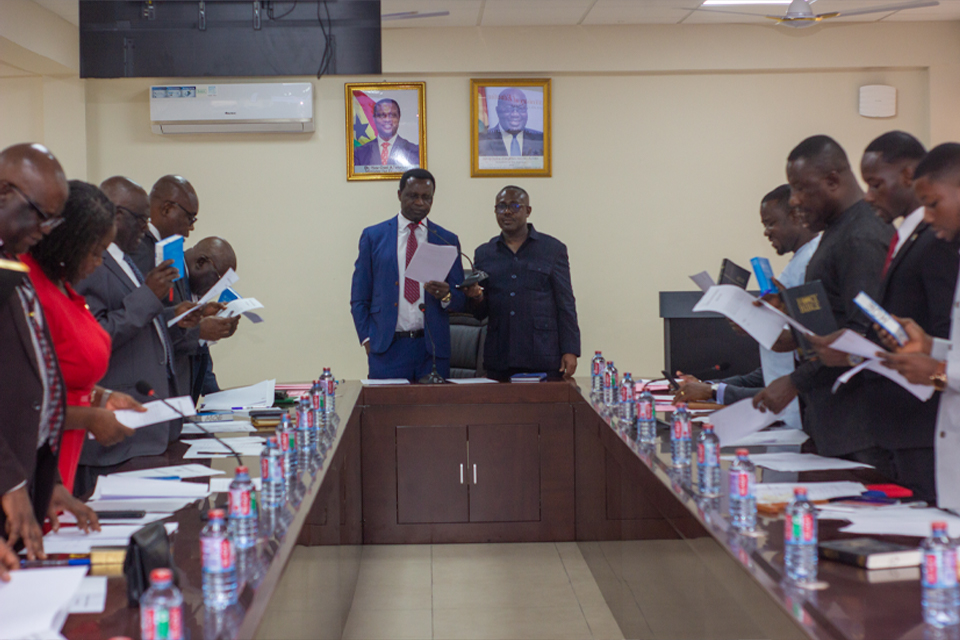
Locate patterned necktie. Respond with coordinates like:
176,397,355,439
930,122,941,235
124,254,176,380
404,222,420,304
19,280,63,453
881,231,899,278
510,135,521,157
381,142,390,165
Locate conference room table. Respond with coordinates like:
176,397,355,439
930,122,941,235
58,379,942,640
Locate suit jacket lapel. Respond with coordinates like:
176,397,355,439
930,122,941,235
387,216,400,284
880,222,927,301
104,252,137,294
10,293,44,380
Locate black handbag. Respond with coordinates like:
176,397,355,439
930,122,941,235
123,521,176,606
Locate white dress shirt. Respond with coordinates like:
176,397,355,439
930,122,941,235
396,212,426,332
499,129,525,156
892,206,925,257
930,249,960,511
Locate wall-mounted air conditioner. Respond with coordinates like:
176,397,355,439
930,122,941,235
149,82,314,134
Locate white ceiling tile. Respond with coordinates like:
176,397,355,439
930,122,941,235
480,0,594,26
381,0,482,28
583,0,693,25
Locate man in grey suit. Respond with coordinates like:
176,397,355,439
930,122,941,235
74,177,190,493
478,88,544,157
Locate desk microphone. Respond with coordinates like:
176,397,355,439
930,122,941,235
685,362,731,381
135,380,244,466
425,225,489,289
417,303,445,385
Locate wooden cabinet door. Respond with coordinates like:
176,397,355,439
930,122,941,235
396,425,469,524
467,423,540,523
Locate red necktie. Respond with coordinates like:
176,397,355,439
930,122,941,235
381,142,390,165
404,222,420,304
881,231,899,277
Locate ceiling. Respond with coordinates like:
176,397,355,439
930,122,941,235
28,0,960,28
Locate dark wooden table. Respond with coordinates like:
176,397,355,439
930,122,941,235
60,379,938,640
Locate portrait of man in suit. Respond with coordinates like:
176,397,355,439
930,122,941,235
351,88,424,178
478,88,544,158
472,80,551,177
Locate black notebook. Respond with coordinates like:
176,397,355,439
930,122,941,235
781,280,838,360
819,537,921,570
717,259,751,289
0,257,27,310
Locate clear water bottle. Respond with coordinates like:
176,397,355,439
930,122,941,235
227,466,257,549
308,382,324,455
276,414,301,503
321,367,336,416
201,509,238,609
140,567,183,640
591,351,605,399
697,423,721,496
784,487,818,582
922,521,960,628
670,403,692,467
637,387,657,444
260,436,285,508
728,448,757,532
619,372,637,428
602,361,618,409
296,395,317,469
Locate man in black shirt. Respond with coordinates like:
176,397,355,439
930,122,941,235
754,135,893,467
465,186,580,380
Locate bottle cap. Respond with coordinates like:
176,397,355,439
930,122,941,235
736,448,749,457
150,568,173,584
236,465,248,475
624,372,632,377
675,402,687,409
268,436,278,445
702,422,714,431
794,487,807,496
933,521,948,531
208,508,225,520
595,351,601,355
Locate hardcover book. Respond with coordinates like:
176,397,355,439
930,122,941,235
818,537,921,570
782,280,838,360
717,259,751,289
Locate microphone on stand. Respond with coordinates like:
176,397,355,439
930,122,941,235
417,303,445,385
135,380,244,467
684,362,731,381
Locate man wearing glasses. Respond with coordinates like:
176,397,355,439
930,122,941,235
464,186,580,380
478,88,544,157
0,143,72,560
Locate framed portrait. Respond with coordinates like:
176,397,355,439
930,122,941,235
470,78,551,178
346,82,426,182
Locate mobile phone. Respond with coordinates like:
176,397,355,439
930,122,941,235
661,370,680,391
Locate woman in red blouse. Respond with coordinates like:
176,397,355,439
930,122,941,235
24,181,143,495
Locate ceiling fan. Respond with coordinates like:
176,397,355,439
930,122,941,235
688,0,939,28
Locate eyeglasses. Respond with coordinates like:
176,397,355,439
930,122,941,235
116,205,149,226
4,181,64,231
165,200,198,225
498,104,527,114
495,202,525,214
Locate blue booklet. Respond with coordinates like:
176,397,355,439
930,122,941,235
510,372,548,383
750,256,778,296
218,287,241,303
154,234,186,282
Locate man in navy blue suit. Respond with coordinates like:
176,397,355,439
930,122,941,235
354,99,421,169
351,168,465,380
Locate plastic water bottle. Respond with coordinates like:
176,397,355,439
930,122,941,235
310,377,325,432
140,568,183,640
201,509,238,609
227,466,257,549
321,367,336,416
697,423,721,496
591,351,605,399
296,395,316,470
784,487,818,582
728,448,757,532
922,521,960,627
260,436,285,507
637,387,657,444
670,403,692,467
602,361,618,410
619,372,637,429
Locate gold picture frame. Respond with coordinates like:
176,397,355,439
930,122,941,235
470,78,551,178
346,82,427,182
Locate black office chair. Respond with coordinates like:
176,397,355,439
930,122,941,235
448,313,487,378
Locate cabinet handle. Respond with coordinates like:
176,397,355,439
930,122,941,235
473,464,477,484
460,463,464,484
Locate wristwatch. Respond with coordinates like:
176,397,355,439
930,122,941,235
441,292,452,304
931,370,948,392
710,383,719,401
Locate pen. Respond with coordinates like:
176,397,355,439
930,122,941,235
21,557,91,568
152,476,179,480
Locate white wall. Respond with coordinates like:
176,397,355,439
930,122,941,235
8,15,960,386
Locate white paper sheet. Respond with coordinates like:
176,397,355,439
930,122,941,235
827,329,884,359
42,523,178,554
198,379,275,411
110,464,224,480
447,378,499,384
0,566,87,638
67,576,107,614
689,271,716,292
727,427,809,447
218,297,264,323
91,476,210,500
754,481,867,505
59,511,173,527
182,436,264,459
838,508,960,537
83,498,197,513
181,420,256,435
759,300,815,336
404,243,458,284
210,477,262,493
167,268,239,327
708,397,786,447
745,452,874,472
112,396,196,429
833,358,935,402
361,378,411,386
692,285,788,349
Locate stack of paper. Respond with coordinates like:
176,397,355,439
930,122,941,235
43,523,178,554
198,379,276,411
183,436,265,459
754,481,866,505
110,464,224,480
210,476,263,493
0,566,88,639
837,507,960,537
181,420,256,435
739,452,874,472
361,378,411,386
90,476,210,501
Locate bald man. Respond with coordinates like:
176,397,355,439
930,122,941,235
183,236,239,402
477,88,544,157
132,176,237,398
0,143,70,559
74,177,188,494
